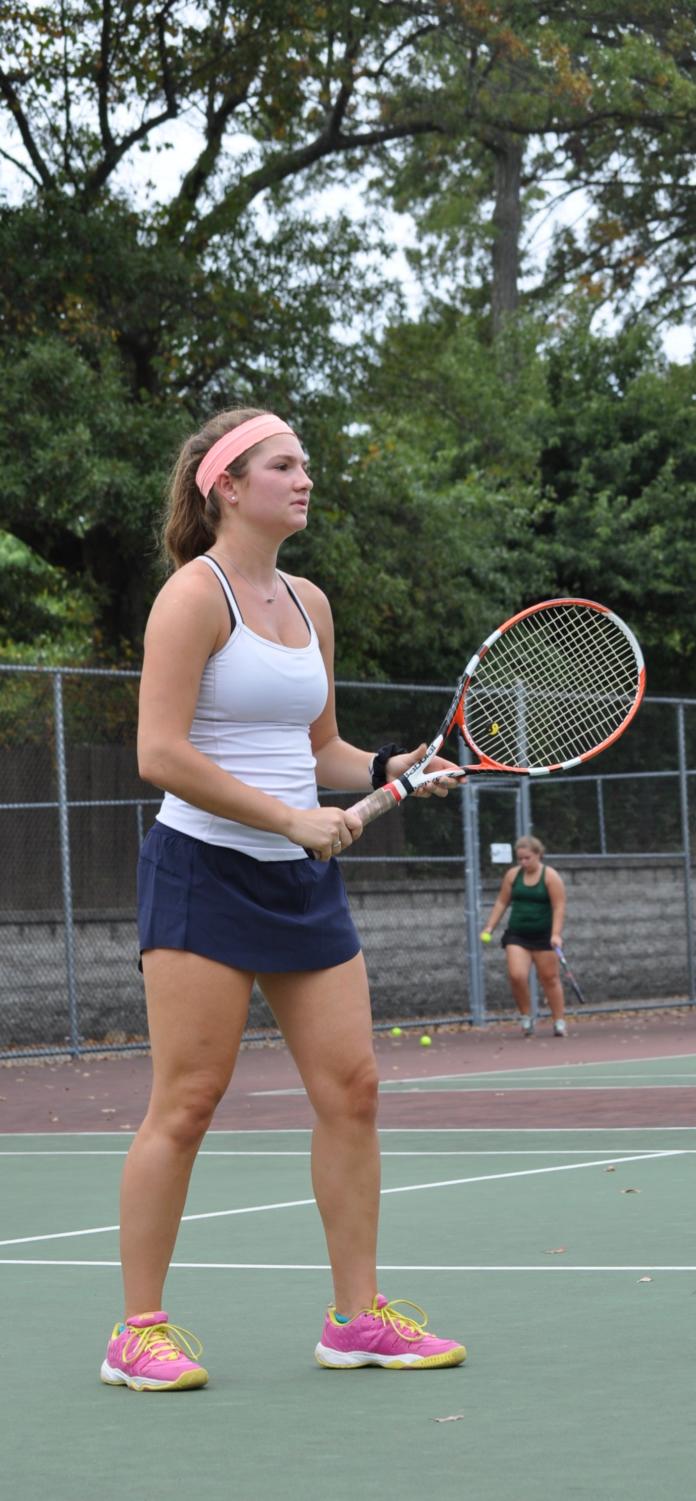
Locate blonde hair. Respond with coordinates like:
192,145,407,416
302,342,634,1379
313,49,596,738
515,835,545,857
162,406,268,569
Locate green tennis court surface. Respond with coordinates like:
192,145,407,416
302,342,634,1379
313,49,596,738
2,1110,694,1500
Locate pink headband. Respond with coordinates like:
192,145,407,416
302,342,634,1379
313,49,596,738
195,413,297,499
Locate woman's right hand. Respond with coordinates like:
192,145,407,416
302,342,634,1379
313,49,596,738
285,806,363,861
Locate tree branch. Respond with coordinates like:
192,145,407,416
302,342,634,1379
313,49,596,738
361,22,441,80
186,117,445,251
166,18,363,244
0,67,54,189
162,81,254,239
155,1,179,115
96,0,116,154
0,144,42,188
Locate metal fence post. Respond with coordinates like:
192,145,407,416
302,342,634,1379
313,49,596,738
459,740,486,1025
53,672,81,1056
515,779,539,1018
676,701,696,1000
596,777,607,854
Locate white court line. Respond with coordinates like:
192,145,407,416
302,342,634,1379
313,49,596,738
251,1053,696,1096
0,1150,683,1249
0,1261,694,1273
380,1083,696,1093
383,1050,696,1080
2,1125,695,1136
390,1073,696,1083
252,1053,696,1094
4,1148,693,1158
252,1081,696,1097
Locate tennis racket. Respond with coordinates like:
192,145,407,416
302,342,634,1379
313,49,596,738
553,945,587,1006
349,597,645,828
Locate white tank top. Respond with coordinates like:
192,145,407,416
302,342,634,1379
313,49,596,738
156,555,328,859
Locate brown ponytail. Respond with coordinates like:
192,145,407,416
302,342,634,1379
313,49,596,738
163,406,268,569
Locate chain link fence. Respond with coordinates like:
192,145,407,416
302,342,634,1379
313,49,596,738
1,663,695,1058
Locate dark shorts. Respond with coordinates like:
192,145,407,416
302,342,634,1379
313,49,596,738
502,930,554,953
137,821,361,974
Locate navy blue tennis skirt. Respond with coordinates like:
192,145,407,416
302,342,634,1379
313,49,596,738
502,929,553,953
137,821,361,973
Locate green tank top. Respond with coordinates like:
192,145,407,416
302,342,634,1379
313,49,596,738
508,865,552,936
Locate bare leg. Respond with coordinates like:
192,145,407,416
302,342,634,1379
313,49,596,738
263,953,379,1318
120,950,253,1318
505,945,534,1017
534,950,565,1023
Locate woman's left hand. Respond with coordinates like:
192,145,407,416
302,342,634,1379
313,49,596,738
386,744,463,799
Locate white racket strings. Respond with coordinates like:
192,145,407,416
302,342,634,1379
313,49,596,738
465,604,641,768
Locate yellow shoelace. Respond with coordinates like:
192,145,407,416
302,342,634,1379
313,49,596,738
370,1298,429,1342
123,1321,203,1364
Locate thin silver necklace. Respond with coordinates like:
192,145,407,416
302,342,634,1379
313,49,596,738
212,550,279,603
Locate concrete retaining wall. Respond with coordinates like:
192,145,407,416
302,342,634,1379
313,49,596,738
1,858,692,1049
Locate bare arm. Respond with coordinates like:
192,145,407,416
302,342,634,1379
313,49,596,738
545,866,566,948
481,868,517,936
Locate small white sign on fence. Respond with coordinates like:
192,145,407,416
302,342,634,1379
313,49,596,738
490,842,513,864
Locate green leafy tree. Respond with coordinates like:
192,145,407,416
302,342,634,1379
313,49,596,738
537,314,696,690
0,1,451,654
374,3,696,331
0,1,693,671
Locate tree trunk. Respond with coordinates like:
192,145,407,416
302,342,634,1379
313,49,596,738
491,133,523,338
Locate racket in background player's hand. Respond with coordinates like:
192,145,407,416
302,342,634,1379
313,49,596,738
348,597,645,830
554,945,587,1006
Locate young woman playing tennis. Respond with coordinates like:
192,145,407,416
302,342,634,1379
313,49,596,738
100,408,466,1390
481,835,567,1037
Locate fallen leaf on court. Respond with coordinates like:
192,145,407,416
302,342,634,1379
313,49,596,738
621,1187,641,1194
433,1415,466,1423
544,1247,567,1255
637,1276,653,1283
604,1166,617,1173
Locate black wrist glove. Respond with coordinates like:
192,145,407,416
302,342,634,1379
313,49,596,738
369,743,409,790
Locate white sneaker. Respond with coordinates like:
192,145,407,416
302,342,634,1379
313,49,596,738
521,1016,534,1037
554,1019,567,1037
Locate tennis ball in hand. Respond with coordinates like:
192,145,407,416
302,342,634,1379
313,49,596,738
480,930,492,943
390,1026,403,1037
420,1034,432,1047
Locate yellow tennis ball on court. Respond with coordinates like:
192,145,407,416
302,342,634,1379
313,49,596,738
420,1034,432,1047
390,1026,403,1037
480,930,491,943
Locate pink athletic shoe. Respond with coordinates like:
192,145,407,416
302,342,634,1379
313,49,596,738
315,1295,467,1369
100,1311,208,1391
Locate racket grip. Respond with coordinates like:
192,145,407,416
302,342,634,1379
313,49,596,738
349,784,403,829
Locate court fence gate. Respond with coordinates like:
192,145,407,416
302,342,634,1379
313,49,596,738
1,662,695,1059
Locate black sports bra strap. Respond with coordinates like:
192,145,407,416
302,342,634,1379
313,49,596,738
199,555,243,629
279,574,313,634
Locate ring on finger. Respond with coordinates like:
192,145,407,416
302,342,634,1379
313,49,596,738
332,840,342,852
